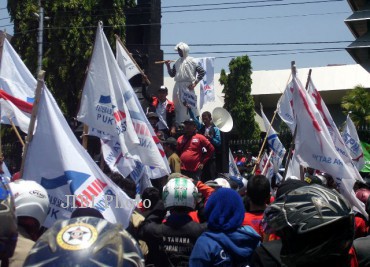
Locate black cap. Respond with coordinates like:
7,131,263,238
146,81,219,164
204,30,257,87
158,85,168,92
183,118,196,125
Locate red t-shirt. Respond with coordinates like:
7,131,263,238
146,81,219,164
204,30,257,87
242,211,265,239
177,133,215,172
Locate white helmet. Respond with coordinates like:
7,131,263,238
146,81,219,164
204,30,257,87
162,178,198,210
9,180,49,227
214,178,231,188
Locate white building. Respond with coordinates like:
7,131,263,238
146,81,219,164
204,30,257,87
164,64,370,130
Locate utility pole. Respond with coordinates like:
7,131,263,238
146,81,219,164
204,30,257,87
36,0,44,73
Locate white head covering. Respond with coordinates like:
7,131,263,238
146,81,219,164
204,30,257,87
174,42,190,57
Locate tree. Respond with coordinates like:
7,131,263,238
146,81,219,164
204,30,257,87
341,85,370,126
7,0,136,120
219,55,260,140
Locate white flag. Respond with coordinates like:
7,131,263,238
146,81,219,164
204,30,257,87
101,138,136,178
116,36,170,177
77,24,138,148
259,151,274,180
260,104,286,160
307,78,362,181
194,57,215,110
229,149,241,176
277,85,295,133
290,74,366,218
0,39,36,102
23,87,135,228
285,153,301,179
116,39,140,80
78,23,169,174
0,85,32,133
342,114,365,171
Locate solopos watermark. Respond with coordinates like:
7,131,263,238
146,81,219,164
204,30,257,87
60,194,152,210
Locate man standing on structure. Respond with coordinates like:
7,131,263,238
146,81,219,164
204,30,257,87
165,42,205,125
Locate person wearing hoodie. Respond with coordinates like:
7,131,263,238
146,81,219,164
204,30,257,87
165,42,205,125
189,188,261,267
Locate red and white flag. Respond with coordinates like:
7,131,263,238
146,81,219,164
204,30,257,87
307,78,363,181
290,74,366,217
259,151,274,180
0,38,36,102
0,85,32,133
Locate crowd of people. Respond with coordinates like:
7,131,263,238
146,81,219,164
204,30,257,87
0,41,369,267
2,167,370,266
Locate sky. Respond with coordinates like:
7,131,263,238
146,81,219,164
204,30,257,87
0,0,356,74
161,0,356,73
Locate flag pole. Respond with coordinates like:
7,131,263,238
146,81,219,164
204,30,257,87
114,34,151,85
282,66,312,181
262,150,273,175
82,124,89,149
8,117,25,147
252,108,277,174
0,33,6,162
19,70,45,178
0,30,7,66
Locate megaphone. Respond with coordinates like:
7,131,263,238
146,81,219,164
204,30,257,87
212,107,233,132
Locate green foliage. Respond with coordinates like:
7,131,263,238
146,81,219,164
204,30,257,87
7,0,136,119
220,55,261,140
341,85,370,126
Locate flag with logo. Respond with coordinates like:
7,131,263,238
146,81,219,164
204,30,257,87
115,39,140,80
0,38,35,102
78,23,169,175
307,78,362,181
194,57,215,110
289,73,366,217
277,84,295,133
260,104,286,162
229,149,241,176
115,38,170,178
23,87,135,228
341,114,365,171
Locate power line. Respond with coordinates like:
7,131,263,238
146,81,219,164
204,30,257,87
162,0,283,9
163,47,345,55
215,48,344,59
162,0,344,13
162,11,349,25
160,41,351,47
